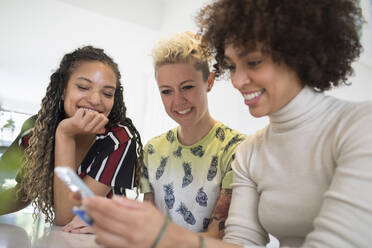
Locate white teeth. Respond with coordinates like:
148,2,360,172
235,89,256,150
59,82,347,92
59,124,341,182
81,107,96,112
177,108,191,114
244,90,264,101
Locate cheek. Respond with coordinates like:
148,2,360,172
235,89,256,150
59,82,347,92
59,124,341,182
108,101,114,110
230,74,239,89
197,93,208,108
103,98,115,113
108,99,115,110
160,95,171,109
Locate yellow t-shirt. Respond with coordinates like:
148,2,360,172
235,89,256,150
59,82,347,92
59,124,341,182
141,122,245,232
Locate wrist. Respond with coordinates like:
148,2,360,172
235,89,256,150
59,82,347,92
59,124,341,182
158,222,200,248
55,125,76,143
56,121,76,138
54,127,77,169
152,215,171,248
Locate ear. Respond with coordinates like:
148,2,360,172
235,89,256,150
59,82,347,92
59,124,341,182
206,72,215,92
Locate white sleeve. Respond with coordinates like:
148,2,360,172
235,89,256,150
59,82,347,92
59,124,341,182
303,103,372,247
223,140,269,246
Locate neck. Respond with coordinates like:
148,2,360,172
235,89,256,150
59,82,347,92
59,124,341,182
177,114,216,146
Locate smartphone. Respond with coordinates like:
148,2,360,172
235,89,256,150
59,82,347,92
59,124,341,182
54,166,94,225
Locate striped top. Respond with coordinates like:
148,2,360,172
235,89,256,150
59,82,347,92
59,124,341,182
78,124,137,195
15,116,137,196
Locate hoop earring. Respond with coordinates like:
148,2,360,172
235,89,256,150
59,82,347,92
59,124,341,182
59,100,64,112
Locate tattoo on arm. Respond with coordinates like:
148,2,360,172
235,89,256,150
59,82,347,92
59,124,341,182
213,189,232,219
206,189,232,238
219,221,225,231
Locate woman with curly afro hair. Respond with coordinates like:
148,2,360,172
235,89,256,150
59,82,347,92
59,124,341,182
0,46,143,233
68,1,372,248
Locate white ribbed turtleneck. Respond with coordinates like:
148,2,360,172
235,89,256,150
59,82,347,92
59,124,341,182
224,86,372,247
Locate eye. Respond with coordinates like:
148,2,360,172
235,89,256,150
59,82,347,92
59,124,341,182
103,92,114,98
161,89,172,95
182,85,194,90
247,60,262,68
227,65,236,71
77,85,89,90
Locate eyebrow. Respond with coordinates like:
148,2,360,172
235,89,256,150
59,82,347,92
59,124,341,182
237,50,250,58
76,77,116,90
224,49,264,63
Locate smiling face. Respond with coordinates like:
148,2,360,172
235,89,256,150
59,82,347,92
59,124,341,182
156,62,213,128
63,61,117,118
224,44,303,117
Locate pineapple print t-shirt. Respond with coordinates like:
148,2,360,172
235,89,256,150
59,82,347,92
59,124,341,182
141,122,245,232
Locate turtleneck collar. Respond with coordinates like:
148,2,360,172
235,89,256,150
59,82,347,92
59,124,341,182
269,86,326,132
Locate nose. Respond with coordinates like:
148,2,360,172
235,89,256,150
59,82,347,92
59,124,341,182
231,67,250,90
173,89,187,105
88,91,101,106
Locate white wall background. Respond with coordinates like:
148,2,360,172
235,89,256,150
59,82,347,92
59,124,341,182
0,0,371,145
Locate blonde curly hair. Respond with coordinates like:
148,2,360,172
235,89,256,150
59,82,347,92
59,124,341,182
18,46,144,223
151,31,211,81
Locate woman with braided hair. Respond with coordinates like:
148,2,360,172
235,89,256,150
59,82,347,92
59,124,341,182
0,46,143,233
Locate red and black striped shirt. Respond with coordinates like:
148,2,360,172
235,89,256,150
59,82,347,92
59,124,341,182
16,117,137,196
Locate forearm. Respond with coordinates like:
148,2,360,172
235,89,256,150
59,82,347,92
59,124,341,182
0,184,30,215
53,130,77,225
159,222,241,248
204,218,226,239
205,188,232,239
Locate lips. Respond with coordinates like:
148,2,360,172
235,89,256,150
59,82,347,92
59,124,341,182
79,106,102,113
176,108,191,114
243,89,265,101
242,89,265,106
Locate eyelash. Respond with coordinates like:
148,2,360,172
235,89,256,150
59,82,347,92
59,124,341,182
247,60,262,67
77,85,114,98
226,60,262,71
77,85,89,90
182,85,194,90
161,85,194,95
161,89,171,95
226,65,236,71
103,93,114,98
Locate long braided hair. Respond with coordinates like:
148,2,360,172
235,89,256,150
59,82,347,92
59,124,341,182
19,46,143,223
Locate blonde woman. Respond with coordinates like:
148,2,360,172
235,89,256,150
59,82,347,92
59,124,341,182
141,31,245,238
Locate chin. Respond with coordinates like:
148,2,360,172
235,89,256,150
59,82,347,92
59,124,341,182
249,108,267,118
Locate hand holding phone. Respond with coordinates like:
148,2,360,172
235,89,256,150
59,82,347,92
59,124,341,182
54,166,94,225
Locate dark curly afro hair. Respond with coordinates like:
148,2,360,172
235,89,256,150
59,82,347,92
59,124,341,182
197,0,364,91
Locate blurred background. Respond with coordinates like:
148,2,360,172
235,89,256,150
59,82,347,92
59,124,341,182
0,0,371,148
0,1,371,246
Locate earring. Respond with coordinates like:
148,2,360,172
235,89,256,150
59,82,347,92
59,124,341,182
59,100,64,112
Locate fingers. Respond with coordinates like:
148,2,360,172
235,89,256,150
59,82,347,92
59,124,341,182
83,196,163,248
69,192,82,206
93,225,129,248
61,216,86,232
81,110,108,134
83,197,147,238
91,207,150,248
70,225,94,234
113,196,146,210
63,108,108,135
78,109,108,133
84,198,131,234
